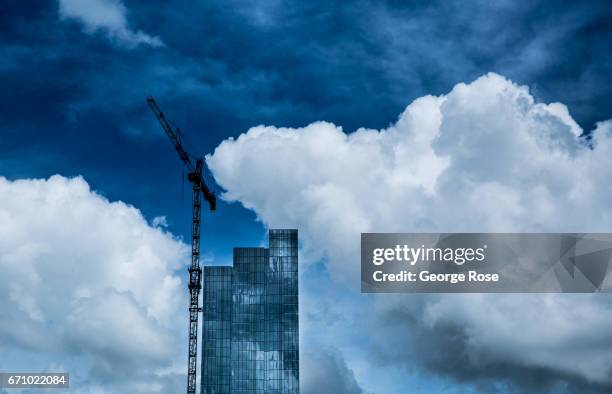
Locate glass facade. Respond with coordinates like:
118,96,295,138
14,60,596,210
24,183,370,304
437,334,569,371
202,266,232,394
201,229,299,394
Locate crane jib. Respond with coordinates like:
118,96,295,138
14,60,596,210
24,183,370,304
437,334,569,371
146,96,216,211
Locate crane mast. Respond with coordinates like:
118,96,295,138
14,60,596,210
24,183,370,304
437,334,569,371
147,97,216,394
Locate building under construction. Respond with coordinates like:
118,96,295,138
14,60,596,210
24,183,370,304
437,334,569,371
201,229,299,394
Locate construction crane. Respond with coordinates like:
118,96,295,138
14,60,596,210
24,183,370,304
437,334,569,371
147,96,216,394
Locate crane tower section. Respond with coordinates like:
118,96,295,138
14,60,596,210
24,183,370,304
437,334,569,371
147,97,216,394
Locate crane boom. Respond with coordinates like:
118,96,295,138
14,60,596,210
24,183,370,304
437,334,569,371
147,96,216,211
147,96,216,394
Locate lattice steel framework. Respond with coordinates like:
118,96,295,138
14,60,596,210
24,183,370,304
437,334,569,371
147,97,216,394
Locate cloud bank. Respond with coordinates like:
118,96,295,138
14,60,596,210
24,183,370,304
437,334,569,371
58,0,163,48
208,73,612,392
0,175,187,392
209,72,612,279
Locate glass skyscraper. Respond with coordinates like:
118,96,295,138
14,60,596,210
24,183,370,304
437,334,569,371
201,229,299,394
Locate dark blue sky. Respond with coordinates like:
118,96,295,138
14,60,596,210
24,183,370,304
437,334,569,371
2,0,612,260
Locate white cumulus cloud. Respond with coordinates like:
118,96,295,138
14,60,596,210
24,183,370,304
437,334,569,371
58,0,164,48
208,72,612,389
208,72,612,280
0,175,188,392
